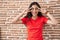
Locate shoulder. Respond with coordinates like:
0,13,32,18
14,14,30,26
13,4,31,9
21,17,29,22
38,16,48,21
38,16,47,19
41,16,47,19
22,17,28,19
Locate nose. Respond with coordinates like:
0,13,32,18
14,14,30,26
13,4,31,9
33,9,36,12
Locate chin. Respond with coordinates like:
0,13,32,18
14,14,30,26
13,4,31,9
33,15,37,17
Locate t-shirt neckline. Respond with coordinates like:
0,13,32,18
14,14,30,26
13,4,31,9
31,16,39,21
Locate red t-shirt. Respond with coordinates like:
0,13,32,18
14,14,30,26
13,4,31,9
21,16,48,40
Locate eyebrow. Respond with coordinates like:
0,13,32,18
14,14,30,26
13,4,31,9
30,7,39,10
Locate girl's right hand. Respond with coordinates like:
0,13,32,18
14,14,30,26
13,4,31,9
23,8,31,15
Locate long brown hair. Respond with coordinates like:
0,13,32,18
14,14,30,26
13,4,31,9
25,2,43,18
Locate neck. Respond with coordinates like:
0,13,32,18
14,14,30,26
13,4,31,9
32,16,38,19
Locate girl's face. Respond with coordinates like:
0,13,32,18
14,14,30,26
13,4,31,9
30,5,40,17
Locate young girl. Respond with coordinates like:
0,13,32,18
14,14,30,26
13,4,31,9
12,2,58,40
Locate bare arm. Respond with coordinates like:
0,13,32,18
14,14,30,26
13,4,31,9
46,12,58,25
40,8,58,25
12,9,29,24
11,8,31,24
12,13,25,24
6,9,29,24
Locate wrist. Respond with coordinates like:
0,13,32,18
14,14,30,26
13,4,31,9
45,11,49,14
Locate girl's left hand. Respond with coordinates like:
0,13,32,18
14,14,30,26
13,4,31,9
40,8,48,14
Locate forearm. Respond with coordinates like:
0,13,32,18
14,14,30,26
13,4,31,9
5,13,24,24
46,12,58,24
12,8,29,22
12,13,24,23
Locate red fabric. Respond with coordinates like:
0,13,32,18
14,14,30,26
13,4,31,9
21,17,28,24
21,16,48,40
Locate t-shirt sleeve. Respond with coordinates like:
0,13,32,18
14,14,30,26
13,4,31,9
21,17,28,24
43,17,48,24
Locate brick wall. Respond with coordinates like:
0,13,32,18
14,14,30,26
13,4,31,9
0,0,60,40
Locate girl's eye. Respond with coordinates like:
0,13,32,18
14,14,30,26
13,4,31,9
30,8,39,10
35,8,38,10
